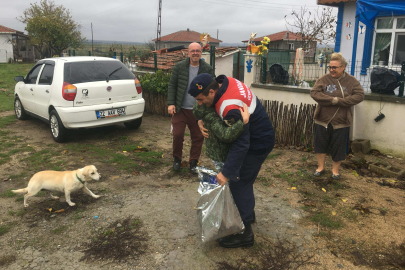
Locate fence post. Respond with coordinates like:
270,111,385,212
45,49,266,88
88,51,91,56
120,52,123,62
210,45,216,76
399,61,405,98
261,56,267,84
154,53,157,72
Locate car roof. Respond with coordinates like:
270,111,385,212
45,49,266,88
38,57,119,63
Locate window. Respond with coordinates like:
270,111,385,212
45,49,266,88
25,65,43,84
289,43,294,50
274,43,279,49
38,64,55,85
64,61,135,84
372,17,405,65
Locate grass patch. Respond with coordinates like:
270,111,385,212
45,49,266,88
22,149,62,171
0,222,14,236
51,225,69,234
311,211,344,229
0,189,16,198
267,152,281,160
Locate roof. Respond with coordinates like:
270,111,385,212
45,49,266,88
0,25,24,35
242,31,304,43
135,47,238,71
152,29,222,43
317,0,356,6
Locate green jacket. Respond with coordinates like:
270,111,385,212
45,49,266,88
193,103,245,162
167,58,214,113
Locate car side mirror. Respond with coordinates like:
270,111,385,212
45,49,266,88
14,76,25,82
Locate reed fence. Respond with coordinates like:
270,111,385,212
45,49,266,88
261,100,316,149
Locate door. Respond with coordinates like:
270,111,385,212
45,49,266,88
34,63,55,118
18,64,43,113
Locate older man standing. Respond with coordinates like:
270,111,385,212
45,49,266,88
167,42,214,172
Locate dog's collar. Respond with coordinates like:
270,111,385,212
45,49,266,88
76,174,85,184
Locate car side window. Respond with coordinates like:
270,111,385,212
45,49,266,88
38,64,55,85
26,65,43,84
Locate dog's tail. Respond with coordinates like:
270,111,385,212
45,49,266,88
11,188,28,194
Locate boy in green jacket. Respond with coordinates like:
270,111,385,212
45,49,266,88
193,103,249,171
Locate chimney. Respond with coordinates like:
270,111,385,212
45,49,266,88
187,28,190,32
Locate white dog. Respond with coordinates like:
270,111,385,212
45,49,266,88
12,165,101,207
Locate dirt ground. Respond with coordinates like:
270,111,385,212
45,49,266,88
0,111,404,270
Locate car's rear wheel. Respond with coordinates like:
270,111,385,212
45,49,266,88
49,110,68,143
124,117,142,130
14,97,29,120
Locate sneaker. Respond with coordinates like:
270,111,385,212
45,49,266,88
190,159,198,173
173,157,181,171
313,170,325,177
332,174,340,180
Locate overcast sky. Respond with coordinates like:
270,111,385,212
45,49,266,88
0,0,337,44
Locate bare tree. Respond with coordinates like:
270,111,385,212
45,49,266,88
285,6,336,50
5,36,20,61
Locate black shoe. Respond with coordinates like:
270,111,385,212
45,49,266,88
313,170,325,177
190,159,198,173
173,157,181,171
218,223,254,248
251,210,256,224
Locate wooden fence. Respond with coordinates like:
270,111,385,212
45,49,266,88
261,100,316,149
140,90,316,148
142,88,170,117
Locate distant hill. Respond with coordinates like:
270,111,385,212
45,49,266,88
220,43,245,47
85,40,144,45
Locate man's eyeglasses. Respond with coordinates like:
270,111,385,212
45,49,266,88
190,50,202,53
328,66,342,71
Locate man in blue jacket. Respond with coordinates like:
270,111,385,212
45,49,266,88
189,73,275,248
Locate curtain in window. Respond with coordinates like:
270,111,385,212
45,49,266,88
373,33,391,64
397,18,405,29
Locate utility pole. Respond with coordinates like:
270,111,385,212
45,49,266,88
217,29,219,40
157,0,162,50
91,23,94,55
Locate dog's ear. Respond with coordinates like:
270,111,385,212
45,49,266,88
82,166,90,177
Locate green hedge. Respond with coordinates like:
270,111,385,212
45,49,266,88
138,70,171,96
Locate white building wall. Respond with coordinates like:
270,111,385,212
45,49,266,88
0,34,13,63
215,54,235,78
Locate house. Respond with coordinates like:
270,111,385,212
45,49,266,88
152,29,222,50
318,0,405,84
242,31,317,58
0,25,35,63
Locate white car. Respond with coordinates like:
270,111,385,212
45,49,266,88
14,57,145,142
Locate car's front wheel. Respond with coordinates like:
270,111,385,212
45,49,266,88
49,110,68,143
124,117,142,130
14,97,29,120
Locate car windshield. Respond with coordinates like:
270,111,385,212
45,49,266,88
64,60,135,84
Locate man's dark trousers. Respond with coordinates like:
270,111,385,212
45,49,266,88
229,146,273,224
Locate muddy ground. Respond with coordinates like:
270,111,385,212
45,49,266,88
0,111,404,270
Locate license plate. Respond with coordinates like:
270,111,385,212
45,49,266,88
96,107,126,119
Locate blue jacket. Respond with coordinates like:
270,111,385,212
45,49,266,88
214,75,275,181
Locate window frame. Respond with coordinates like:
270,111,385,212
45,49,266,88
38,64,55,85
25,64,44,85
371,16,405,67
289,43,294,50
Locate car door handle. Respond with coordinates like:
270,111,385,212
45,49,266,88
46,90,49,93
30,88,33,91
